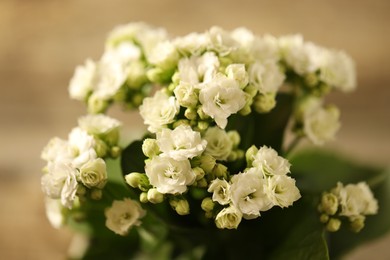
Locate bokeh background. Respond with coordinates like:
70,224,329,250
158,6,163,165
0,0,389,259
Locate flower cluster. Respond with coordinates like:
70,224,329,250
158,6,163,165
318,182,378,232
41,114,121,212
42,22,378,239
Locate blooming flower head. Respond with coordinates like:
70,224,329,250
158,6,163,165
252,146,291,176
139,90,180,133
264,175,301,208
156,125,207,161
203,127,234,161
215,205,243,229
69,59,96,101
145,156,196,194
208,178,231,205
105,198,146,236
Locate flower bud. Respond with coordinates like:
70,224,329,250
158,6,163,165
212,163,228,179
94,138,108,158
142,138,160,158
140,192,149,203
195,154,216,174
304,73,318,87
201,197,215,212
319,214,329,223
197,121,209,131
239,104,252,116
110,146,122,158
320,193,339,215
87,94,108,114
193,167,205,181
197,107,210,120
197,178,208,188
170,199,190,215
227,131,240,147
245,145,258,167
90,189,102,200
173,119,190,128
125,172,150,191
147,188,164,204
184,108,197,120
227,151,238,162
253,92,276,113
349,215,365,233
326,218,341,232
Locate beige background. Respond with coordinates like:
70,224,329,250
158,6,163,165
0,0,389,259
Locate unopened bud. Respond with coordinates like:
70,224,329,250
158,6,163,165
197,107,209,120
90,189,102,200
140,192,149,203
197,121,209,131
201,197,215,212
193,167,205,181
87,94,108,114
110,146,121,158
198,154,216,174
239,104,252,116
350,215,365,233
320,214,329,223
94,138,108,158
227,131,240,147
170,199,190,215
320,193,339,215
212,163,228,179
197,178,208,188
125,172,150,191
246,145,258,167
184,108,197,120
326,218,341,232
253,92,276,113
142,138,160,158
147,188,164,204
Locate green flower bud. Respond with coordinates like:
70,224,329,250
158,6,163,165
77,185,87,196
87,94,108,114
110,146,122,158
320,193,339,215
131,93,144,107
197,107,209,120
201,197,215,212
253,93,276,113
246,145,258,167
140,192,148,203
227,151,238,162
349,215,365,233
170,199,190,215
205,211,214,219
326,218,341,232
304,73,318,87
147,188,164,204
239,104,252,116
173,119,190,128
90,189,103,200
94,138,108,158
244,84,258,98
197,178,208,188
212,163,228,179
142,138,160,158
125,172,150,191
193,167,205,181
319,214,329,223
197,121,209,131
184,108,198,120
227,131,240,147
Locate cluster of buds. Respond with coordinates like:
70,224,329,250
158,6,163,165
318,182,378,232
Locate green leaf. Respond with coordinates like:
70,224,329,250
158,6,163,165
289,150,390,258
120,140,147,176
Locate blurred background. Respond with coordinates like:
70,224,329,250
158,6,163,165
0,0,389,259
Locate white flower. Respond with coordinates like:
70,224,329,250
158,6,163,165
69,59,96,101
174,82,199,108
197,52,220,83
215,205,242,229
139,90,180,133
248,61,285,94
41,137,72,164
230,169,272,219
203,127,233,161
105,198,146,236
41,162,78,209
178,57,201,85
199,75,246,129
208,178,231,205
68,128,97,168
145,156,196,194
264,175,301,208
226,64,249,88
279,35,324,75
333,182,378,217
319,50,356,92
79,158,107,189
303,102,341,146
207,26,238,56
252,146,291,176
156,125,207,161
44,198,65,229
148,40,179,69
173,32,209,55
78,114,121,145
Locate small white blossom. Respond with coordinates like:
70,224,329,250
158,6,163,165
41,137,72,165
41,162,78,209
264,175,301,208
68,128,97,168
204,127,233,161
252,146,291,176
139,90,180,133
248,61,285,94
303,103,341,146
215,205,242,229
78,114,121,145
208,178,231,205
105,198,146,236
173,32,209,55
319,50,356,92
145,156,196,194
174,82,199,108
199,75,246,129
207,27,238,56
333,182,378,217
157,125,207,161
226,64,249,88
44,198,65,229
69,59,96,101
79,158,107,189
230,169,272,219
148,40,179,69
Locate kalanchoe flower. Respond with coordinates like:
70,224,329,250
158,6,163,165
203,127,234,161
215,205,243,229
252,146,291,176
68,59,96,102
105,198,146,236
208,178,231,205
